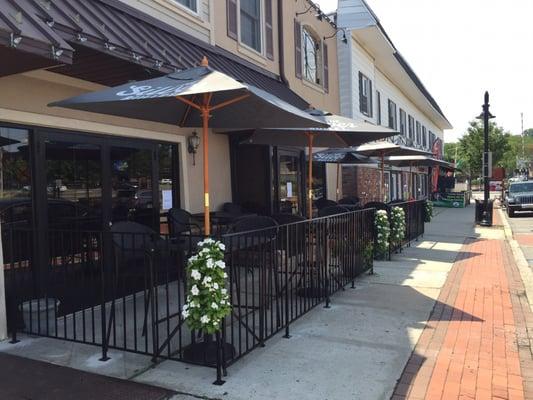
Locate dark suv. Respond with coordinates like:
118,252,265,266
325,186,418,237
506,180,533,217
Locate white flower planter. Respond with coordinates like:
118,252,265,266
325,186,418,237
21,298,60,335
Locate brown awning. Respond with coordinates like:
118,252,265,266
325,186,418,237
1,0,308,109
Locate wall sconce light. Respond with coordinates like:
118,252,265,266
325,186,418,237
187,131,200,165
10,33,22,48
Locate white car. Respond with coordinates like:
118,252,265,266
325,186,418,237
160,178,172,185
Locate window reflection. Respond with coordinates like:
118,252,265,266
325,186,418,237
0,127,32,227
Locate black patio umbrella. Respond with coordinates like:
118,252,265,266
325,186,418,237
244,109,398,218
49,57,327,234
312,149,378,201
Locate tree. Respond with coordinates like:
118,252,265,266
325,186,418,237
457,120,511,177
524,128,533,137
443,142,458,163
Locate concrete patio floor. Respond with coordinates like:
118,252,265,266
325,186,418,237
0,206,476,400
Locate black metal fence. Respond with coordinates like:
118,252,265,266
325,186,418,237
388,200,426,255
4,208,375,383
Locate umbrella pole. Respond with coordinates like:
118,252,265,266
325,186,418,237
336,162,340,201
381,152,385,202
307,133,314,220
202,105,211,236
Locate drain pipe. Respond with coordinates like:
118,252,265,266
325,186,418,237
277,0,288,85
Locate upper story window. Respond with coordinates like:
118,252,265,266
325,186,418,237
429,131,436,149
399,109,406,135
408,115,414,140
240,0,262,52
422,126,427,148
415,121,421,143
376,91,382,125
358,72,373,117
388,100,397,130
303,28,322,85
173,0,198,12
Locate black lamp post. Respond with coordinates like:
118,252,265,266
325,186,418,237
477,91,495,226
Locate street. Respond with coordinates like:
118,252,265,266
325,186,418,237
503,208,533,269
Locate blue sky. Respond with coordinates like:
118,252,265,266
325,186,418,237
314,0,533,142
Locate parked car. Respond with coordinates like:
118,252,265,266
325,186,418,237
505,180,533,217
160,178,172,185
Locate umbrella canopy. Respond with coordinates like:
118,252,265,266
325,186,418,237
312,149,378,164
245,110,398,147
354,141,433,157
50,57,327,234
243,109,398,218
385,155,456,169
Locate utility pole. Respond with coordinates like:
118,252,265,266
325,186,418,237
522,112,525,159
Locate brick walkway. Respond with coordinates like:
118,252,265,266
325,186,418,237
392,238,533,400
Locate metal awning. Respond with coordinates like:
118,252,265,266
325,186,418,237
355,141,433,157
385,155,456,169
0,0,308,108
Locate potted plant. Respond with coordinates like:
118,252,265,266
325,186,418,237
390,206,406,250
424,201,433,222
181,238,233,365
374,210,390,260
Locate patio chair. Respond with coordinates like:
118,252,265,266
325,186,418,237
167,208,202,258
108,221,169,340
318,205,350,218
338,196,360,206
315,198,337,210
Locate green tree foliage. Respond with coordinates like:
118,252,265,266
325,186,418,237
443,142,458,163
524,128,533,137
500,135,533,172
457,121,511,177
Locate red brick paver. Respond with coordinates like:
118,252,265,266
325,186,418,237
391,238,533,399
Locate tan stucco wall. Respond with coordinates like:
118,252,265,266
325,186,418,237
214,0,340,114
0,71,233,214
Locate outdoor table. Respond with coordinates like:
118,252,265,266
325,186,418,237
192,211,257,235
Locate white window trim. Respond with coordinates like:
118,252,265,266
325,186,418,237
168,0,200,16
359,73,372,117
301,25,323,88
237,0,266,58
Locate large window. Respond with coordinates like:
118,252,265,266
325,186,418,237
173,0,197,12
422,126,427,148
408,115,414,140
388,100,397,130
399,109,407,135
415,121,421,144
359,72,373,117
303,28,321,85
240,0,262,52
0,126,32,228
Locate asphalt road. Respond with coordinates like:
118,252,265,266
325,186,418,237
504,208,533,268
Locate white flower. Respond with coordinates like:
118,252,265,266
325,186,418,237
200,315,210,324
188,255,198,264
211,302,219,309
200,248,210,255
223,272,228,279
221,288,227,295
191,269,202,281
189,301,199,308
217,242,226,251
191,285,199,296
206,258,214,269
181,309,189,319
204,238,215,244
202,276,212,285
215,260,226,269
213,282,219,290
221,299,227,305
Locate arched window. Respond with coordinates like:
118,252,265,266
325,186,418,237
302,27,321,85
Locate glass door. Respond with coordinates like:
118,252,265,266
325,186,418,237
277,150,302,215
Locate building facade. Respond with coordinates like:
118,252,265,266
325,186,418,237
0,0,341,339
335,0,452,203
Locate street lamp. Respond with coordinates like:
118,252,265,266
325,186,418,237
476,91,496,226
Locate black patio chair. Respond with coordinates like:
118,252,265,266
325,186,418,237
338,196,360,206
109,221,168,339
168,208,202,256
318,205,350,218
315,197,337,210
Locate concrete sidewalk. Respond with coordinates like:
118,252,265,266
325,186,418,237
0,207,475,400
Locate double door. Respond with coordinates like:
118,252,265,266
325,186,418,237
34,130,164,234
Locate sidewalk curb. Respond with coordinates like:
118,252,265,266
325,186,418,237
498,208,533,311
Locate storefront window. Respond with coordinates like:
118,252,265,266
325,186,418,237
159,143,177,212
0,126,32,227
279,154,300,214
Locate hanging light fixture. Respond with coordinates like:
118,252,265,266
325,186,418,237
187,131,200,165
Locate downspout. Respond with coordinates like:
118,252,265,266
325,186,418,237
277,0,288,85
